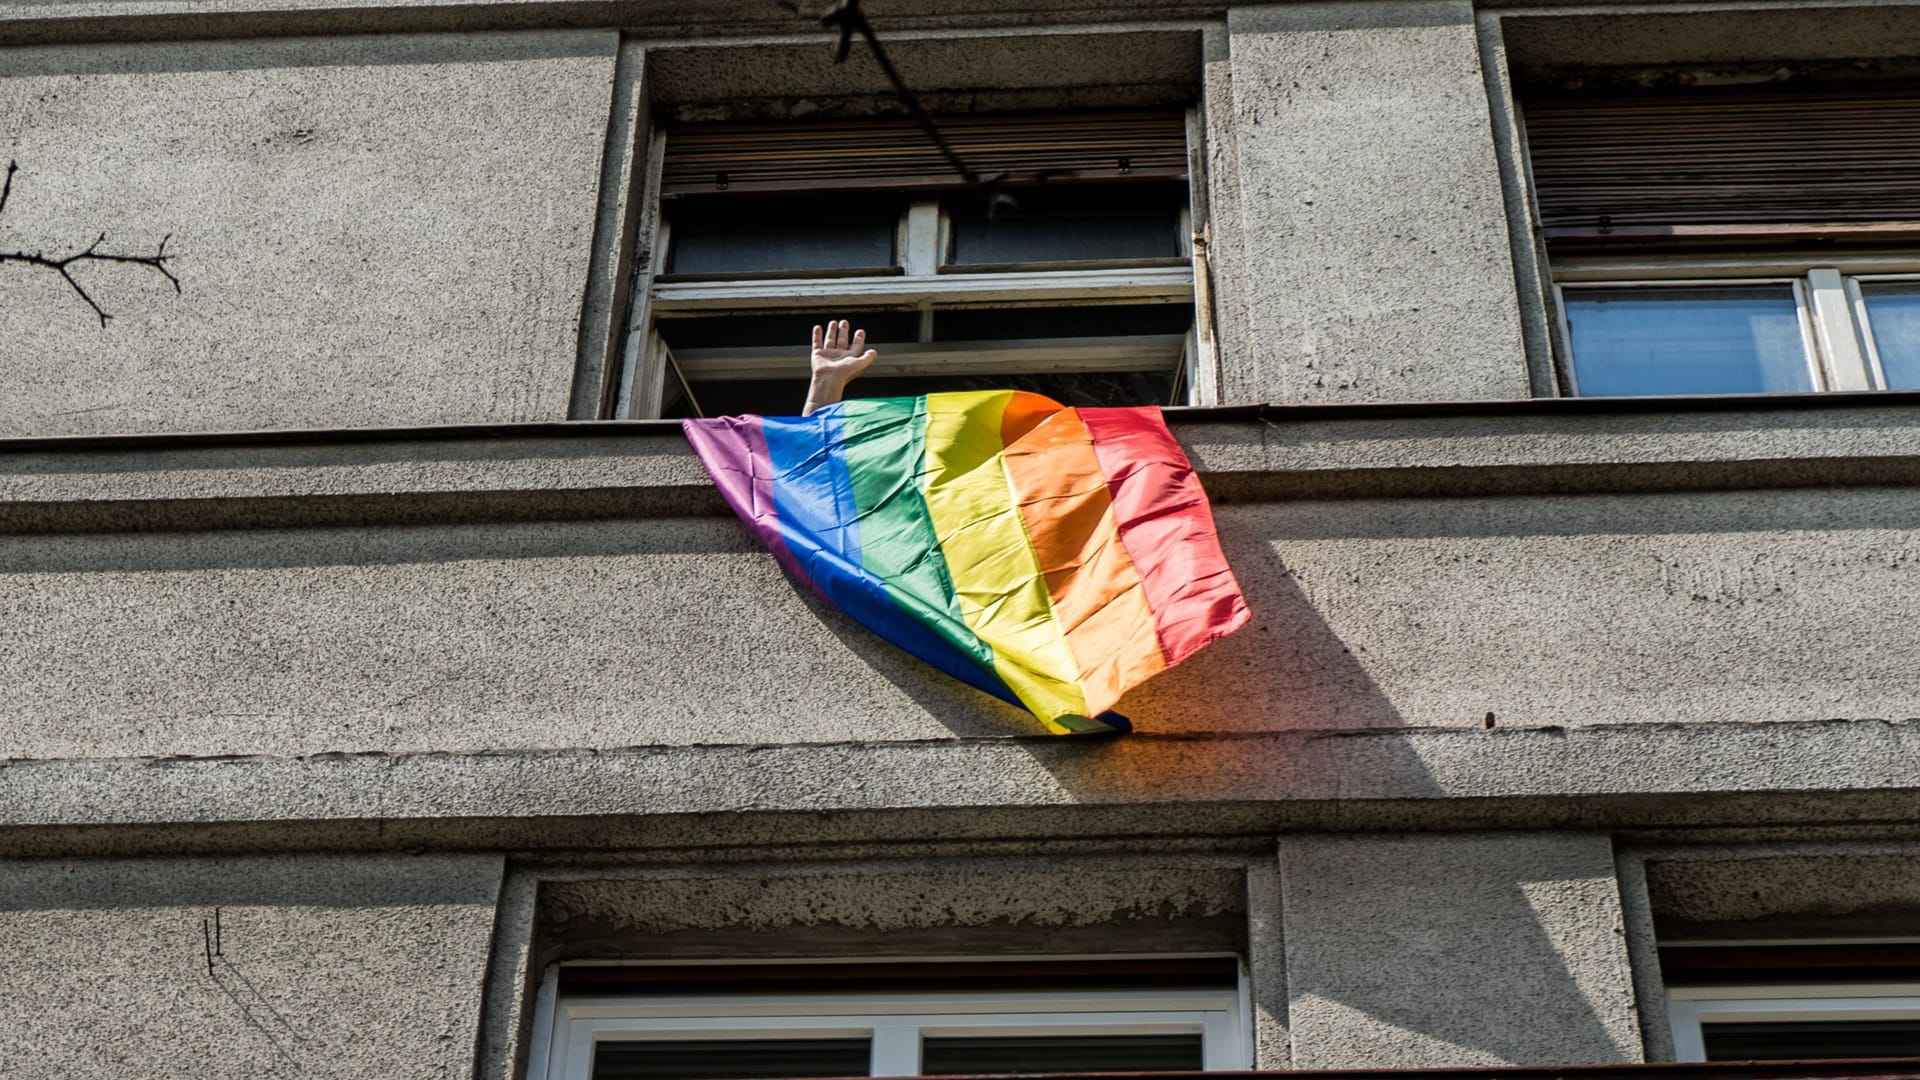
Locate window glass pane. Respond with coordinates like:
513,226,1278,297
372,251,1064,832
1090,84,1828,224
1858,282,1920,389
666,196,899,275
947,183,1184,266
592,1038,872,1080
1563,285,1813,396
922,1033,1204,1074
1703,1020,1920,1061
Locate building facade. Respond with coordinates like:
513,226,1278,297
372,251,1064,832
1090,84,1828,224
3,0,1919,1076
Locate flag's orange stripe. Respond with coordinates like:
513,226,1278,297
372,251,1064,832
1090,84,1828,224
1000,401,1166,717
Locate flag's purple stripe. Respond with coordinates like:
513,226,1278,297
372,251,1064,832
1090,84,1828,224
682,415,813,591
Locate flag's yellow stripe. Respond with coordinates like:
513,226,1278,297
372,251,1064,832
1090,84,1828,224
920,391,1090,725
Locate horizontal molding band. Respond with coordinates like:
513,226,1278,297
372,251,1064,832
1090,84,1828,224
2,403,1919,531
0,0,1221,47
3,719,1920,836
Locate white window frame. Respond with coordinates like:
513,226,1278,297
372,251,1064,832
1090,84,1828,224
1666,982,1920,1062
529,966,1250,1080
1551,253,1920,396
617,111,1210,418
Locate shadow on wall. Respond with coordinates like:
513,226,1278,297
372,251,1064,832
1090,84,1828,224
812,501,1436,790
1278,833,1643,1068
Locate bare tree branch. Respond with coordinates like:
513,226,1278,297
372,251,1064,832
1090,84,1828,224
0,160,181,328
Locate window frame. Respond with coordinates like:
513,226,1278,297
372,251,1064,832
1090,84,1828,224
1549,252,1920,395
1666,982,1920,1063
614,110,1211,418
527,961,1251,1080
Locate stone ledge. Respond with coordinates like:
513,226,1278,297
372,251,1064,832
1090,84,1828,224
0,0,1218,47
4,718,1919,833
3,402,1918,530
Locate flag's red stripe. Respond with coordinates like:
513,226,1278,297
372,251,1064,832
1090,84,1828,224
1077,408,1251,665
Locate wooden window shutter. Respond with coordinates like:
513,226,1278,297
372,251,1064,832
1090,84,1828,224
1523,89,1920,243
660,110,1188,197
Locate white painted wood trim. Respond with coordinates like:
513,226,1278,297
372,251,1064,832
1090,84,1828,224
542,987,1244,1080
615,131,670,419
903,199,942,277
652,267,1195,312
1808,267,1872,391
1665,985,1920,1064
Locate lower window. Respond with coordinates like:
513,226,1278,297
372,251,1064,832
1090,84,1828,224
1669,985,1920,1061
530,961,1249,1080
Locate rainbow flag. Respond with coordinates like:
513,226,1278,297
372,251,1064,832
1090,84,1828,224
683,391,1250,734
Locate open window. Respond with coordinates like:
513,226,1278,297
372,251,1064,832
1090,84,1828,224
1522,86,1920,396
623,110,1207,417
528,958,1249,1080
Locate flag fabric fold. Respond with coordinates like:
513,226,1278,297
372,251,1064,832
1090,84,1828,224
683,391,1250,734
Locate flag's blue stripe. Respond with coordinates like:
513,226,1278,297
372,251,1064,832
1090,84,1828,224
761,408,1022,709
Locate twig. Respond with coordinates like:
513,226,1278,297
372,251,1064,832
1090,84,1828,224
0,159,181,328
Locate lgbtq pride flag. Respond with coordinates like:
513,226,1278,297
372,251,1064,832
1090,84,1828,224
683,391,1250,734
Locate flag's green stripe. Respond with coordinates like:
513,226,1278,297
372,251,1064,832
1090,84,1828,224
838,398,998,673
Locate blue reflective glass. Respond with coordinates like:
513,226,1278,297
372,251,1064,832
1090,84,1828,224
1564,286,1814,396
1858,282,1920,389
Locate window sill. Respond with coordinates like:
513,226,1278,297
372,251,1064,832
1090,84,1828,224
3,393,1919,532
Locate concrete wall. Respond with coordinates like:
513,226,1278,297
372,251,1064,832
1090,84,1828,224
1221,2,1531,404
0,853,503,1079
1279,833,1642,1067
0,31,614,436
6,457,1914,762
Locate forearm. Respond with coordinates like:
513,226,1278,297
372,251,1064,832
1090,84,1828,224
803,374,849,416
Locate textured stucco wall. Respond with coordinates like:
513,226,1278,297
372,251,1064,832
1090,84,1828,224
0,31,614,436
0,853,503,1079
1279,833,1642,1067
1646,847,1920,940
1223,1,1530,404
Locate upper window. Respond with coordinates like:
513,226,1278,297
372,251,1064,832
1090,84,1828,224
1524,87,1920,396
529,960,1249,1080
623,110,1206,417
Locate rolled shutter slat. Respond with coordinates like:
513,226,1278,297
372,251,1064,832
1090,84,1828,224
1524,89,1920,241
661,111,1188,196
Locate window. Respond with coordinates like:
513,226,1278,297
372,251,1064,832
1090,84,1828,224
528,960,1249,1080
621,110,1208,417
1669,986,1920,1061
1523,86,1920,396
1662,943,1920,1061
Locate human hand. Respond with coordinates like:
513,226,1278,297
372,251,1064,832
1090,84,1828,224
804,319,878,415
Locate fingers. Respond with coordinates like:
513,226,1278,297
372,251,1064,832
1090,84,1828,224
813,320,868,355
